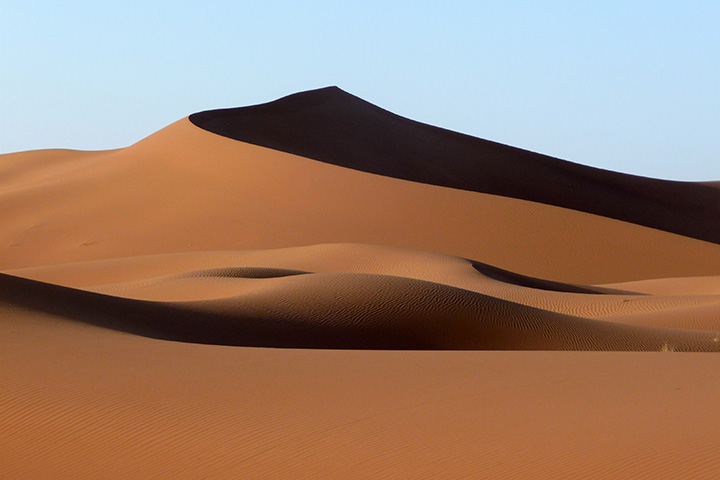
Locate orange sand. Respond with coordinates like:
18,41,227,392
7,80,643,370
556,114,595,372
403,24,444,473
2,89,719,478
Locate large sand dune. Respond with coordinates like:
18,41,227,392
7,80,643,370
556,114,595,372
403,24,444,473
3,117,720,284
191,87,720,243
2,88,719,478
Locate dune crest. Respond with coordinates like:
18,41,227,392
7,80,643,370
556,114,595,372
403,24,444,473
191,86,720,243
3,118,720,284
4,244,720,350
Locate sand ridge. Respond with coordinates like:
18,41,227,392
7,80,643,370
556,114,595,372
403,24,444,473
191,87,720,243
3,118,720,284
8,244,719,325
4,245,720,350
2,88,720,478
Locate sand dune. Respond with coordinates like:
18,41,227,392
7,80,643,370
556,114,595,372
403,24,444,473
3,118,720,284
9,244,720,336
3,264,719,351
191,87,720,243
2,88,720,478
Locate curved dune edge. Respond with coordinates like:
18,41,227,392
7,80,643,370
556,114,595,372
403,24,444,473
9,244,720,330
4,244,720,351
3,119,720,284
2,271,719,351
189,87,720,243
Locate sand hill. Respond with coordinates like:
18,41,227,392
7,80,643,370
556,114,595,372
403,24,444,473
2,87,719,478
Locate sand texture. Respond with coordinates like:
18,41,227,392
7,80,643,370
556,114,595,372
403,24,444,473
2,87,719,478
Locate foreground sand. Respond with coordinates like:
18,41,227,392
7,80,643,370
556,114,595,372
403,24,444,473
3,306,720,479
2,88,719,478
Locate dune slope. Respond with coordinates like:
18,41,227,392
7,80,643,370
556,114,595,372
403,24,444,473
4,245,720,351
191,86,720,243
3,119,720,284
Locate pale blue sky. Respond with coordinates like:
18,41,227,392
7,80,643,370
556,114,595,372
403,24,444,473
2,1,718,180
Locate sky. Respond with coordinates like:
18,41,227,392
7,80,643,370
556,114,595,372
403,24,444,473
2,1,718,181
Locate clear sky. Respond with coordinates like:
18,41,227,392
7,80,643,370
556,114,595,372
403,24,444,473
2,1,718,181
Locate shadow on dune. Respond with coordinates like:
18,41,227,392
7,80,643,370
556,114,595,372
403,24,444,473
470,261,641,295
0,271,420,349
190,87,720,244
3,271,719,352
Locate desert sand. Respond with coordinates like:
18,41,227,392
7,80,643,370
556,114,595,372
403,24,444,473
2,87,719,478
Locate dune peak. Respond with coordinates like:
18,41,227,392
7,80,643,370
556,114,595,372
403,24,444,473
189,88,720,244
